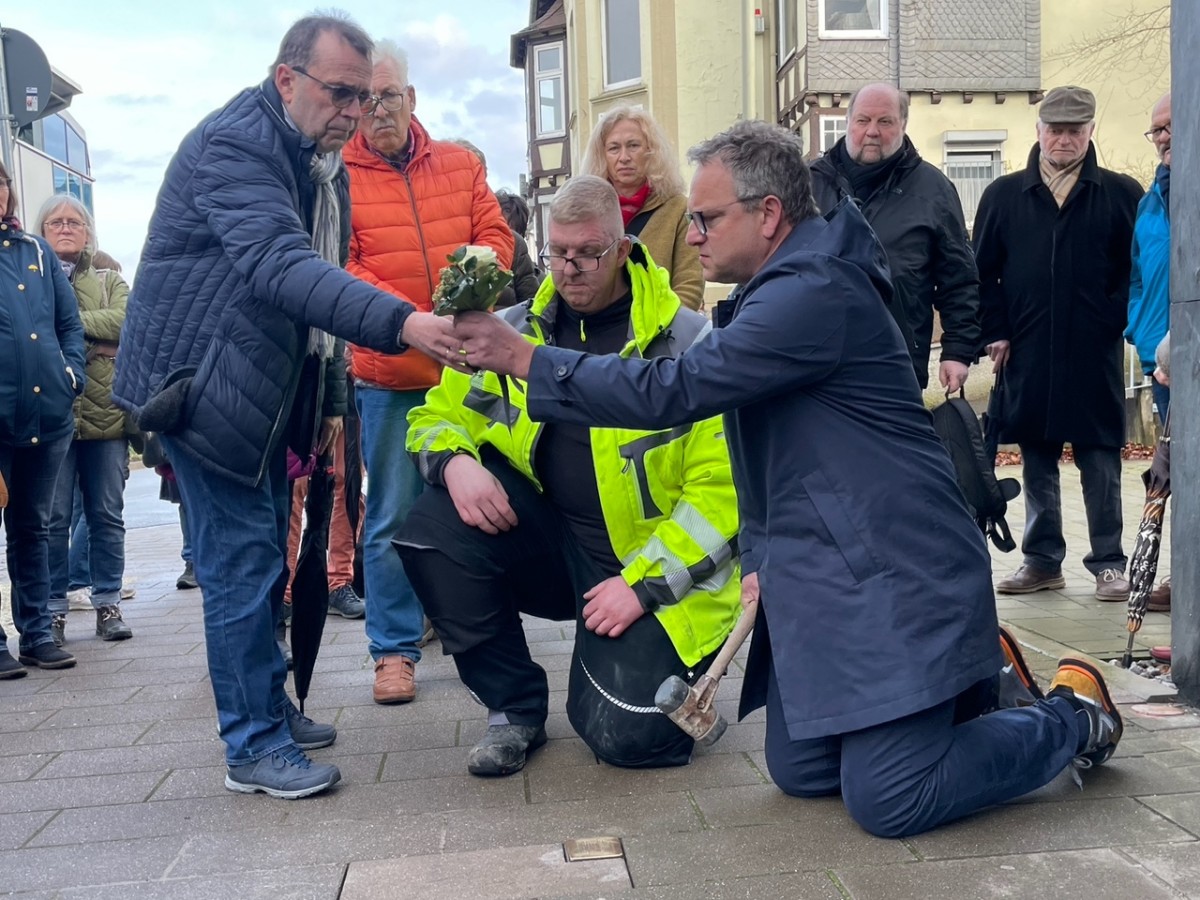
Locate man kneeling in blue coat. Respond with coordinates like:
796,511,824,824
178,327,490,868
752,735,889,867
453,120,1123,838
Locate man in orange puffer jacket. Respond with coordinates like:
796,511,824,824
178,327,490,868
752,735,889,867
345,39,514,705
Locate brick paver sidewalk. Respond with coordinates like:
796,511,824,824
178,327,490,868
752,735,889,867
2,463,1199,898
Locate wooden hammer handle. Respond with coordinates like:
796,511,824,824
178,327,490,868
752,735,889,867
705,600,758,682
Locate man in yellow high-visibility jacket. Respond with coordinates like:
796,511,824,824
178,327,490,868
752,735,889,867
396,175,740,777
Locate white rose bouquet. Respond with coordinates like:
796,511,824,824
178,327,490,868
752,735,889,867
432,245,513,316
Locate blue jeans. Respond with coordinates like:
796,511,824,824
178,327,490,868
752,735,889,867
763,664,1086,837
178,504,193,563
0,435,72,650
355,385,427,661
163,436,295,765
1019,441,1125,575
68,485,90,591
47,439,129,612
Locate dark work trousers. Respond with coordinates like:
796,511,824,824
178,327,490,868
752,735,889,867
762,651,1089,838
395,454,713,768
1018,441,1125,575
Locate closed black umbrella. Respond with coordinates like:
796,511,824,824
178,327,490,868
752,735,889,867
980,369,1009,464
291,453,335,713
1121,411,1171,668
341,376,366,597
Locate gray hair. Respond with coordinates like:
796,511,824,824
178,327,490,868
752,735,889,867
35,194,96,252
687,120,817,226
549,175,623,243
372,38,410,84
847,83,909,123
270,11,372,73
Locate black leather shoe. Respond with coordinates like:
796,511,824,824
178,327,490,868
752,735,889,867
18,643,76,669
996,565,1065,595
467,723,547,777
96,606,133,641
0,649,27,679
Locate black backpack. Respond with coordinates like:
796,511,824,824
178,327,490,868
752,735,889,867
931,392,1021,552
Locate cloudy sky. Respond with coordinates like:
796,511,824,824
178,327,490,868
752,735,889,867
4,1,531,274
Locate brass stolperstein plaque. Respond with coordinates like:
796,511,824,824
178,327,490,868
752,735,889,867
562,836,625,862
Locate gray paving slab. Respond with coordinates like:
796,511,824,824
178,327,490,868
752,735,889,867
56,865,347,900
0,810,55,852
623,821,913,887
1122,841,1200,897
340,844,630,900
0,834,189,893
834,848,1180,900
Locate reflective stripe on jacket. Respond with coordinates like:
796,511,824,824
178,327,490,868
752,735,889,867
406,247,740,666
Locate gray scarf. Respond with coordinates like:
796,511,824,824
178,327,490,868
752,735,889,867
307,150,341,358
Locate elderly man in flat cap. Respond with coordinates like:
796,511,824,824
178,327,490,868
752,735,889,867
974,86,1143,602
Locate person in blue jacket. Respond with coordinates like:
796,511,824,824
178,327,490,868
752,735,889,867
453,119,1125,838
0,161,85,677
1127,91,1172,423
112,14,469,799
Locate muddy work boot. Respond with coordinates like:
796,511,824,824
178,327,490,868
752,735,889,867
467,723,547,777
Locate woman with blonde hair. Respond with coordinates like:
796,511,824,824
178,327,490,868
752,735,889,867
581,106,703,310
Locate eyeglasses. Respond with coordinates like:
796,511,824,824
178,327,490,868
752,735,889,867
686,196,765,236
363,88,410,116
539,238,621,272
292,66,371,110
45,218,86,232
1144,124,1171,142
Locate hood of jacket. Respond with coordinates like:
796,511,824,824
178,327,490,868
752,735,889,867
743,197,895,312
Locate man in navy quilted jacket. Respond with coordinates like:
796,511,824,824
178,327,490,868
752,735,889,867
114,13,473,799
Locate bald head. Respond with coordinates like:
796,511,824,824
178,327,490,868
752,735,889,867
845,83,908,164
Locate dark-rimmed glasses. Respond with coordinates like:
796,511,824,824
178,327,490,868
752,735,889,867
539,238,621,272
686,196,765,236
363,88,410,116
1144,124,1171,142
45,218,86,232
292,66,371,110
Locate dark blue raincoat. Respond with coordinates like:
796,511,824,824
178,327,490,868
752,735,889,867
524,200,1001,741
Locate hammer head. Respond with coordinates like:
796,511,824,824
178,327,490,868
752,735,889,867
655,675,727,746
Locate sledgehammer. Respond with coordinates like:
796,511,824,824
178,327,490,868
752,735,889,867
655,600,758,746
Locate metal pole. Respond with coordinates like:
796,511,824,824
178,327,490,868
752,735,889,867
1169,0,1199,703
0,24,17,176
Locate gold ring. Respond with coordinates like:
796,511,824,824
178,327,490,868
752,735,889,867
459,348,469,356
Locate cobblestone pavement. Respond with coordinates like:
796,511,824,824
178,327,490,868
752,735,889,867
2,463,1199,899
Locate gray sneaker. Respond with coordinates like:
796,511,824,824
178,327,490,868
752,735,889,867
284,702,336,750
225,746,341,799
96,606,133,641
51,614,67,648
467,723,547,777
327,585,365,619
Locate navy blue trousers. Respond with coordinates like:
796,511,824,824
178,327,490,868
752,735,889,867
763,663,1087,837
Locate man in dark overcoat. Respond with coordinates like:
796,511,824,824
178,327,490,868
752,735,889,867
974,86,1143,602
452,120,1125,838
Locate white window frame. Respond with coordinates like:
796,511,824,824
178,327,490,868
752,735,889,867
819,114,847,153
818,0,888,40
601,0,642,91
534,41,566,138
942,139,1005,229
776,0,799,64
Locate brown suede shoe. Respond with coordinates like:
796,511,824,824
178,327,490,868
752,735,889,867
373,655,416,704
996,565,1066,595
1148,578,1171,613
1095,568,1131,602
